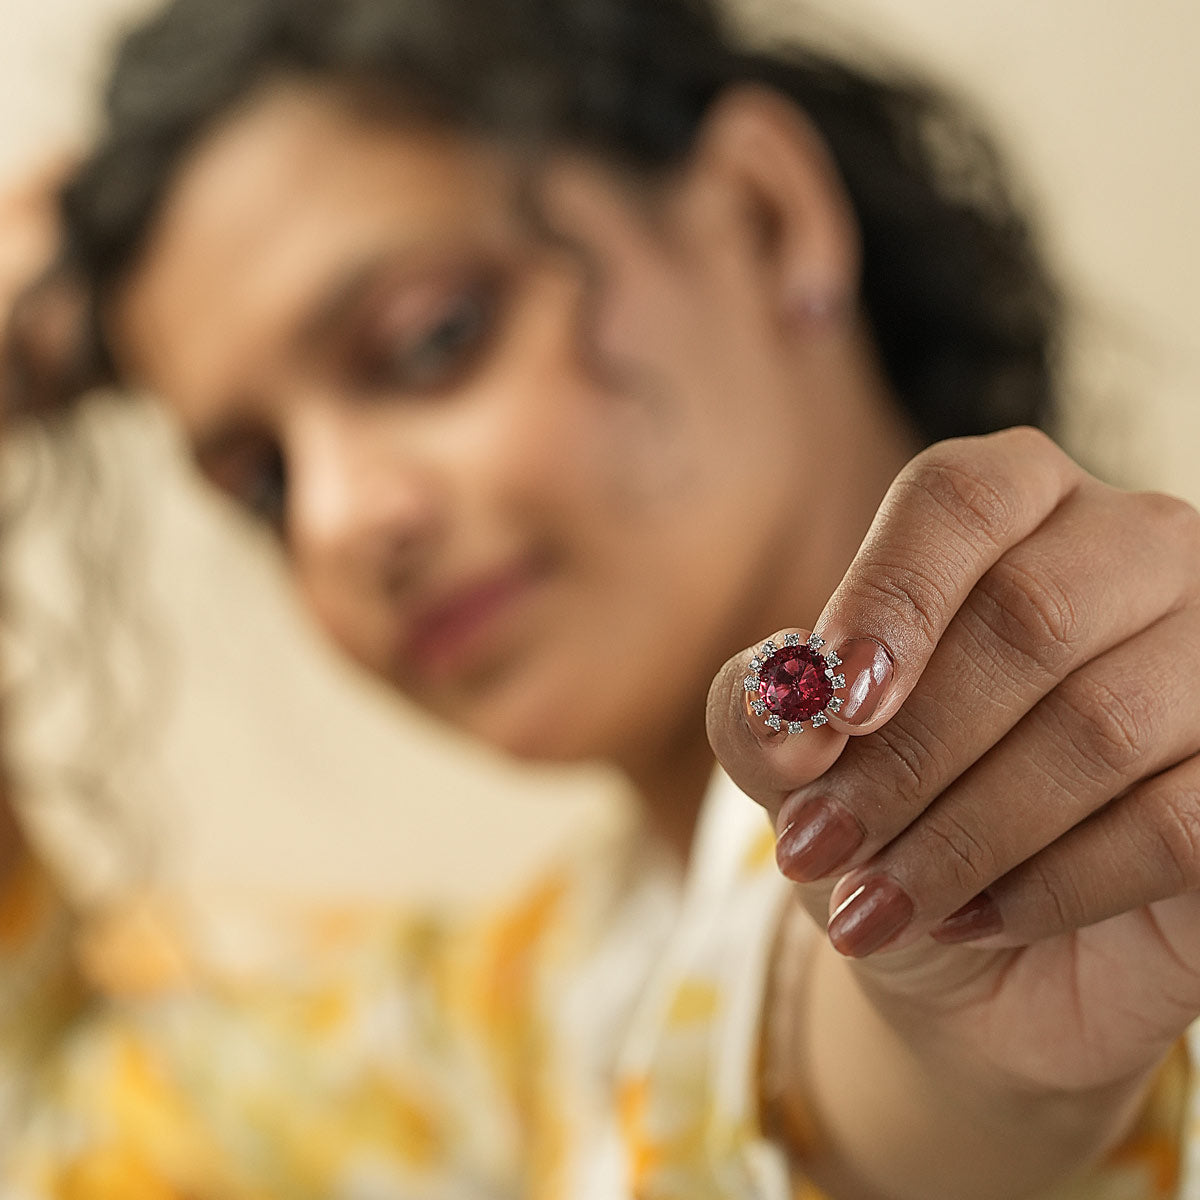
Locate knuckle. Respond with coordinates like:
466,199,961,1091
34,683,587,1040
900,448,1022,552
1137,490,1200,550
885,704,960,786
1147,785,1200,893
851,558,954,654
1021,856,1083,934
842,725,925,801
1051,673,1153,781
974,556,1084,674
999,425,1063,462
840,707,958,815
918,810,996,895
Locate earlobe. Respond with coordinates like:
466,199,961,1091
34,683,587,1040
689,84,861,329
788,288,851,329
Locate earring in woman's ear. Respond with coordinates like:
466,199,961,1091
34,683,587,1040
792,290,847,325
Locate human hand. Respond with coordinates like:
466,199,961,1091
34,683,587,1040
708,426,1200,1103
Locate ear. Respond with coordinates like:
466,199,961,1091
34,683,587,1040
681,84,861,326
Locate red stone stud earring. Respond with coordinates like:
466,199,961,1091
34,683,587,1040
743,632,846,734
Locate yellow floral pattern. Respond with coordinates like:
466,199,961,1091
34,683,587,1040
0,774,1193,1198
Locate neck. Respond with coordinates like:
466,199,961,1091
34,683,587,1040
625,720,719,866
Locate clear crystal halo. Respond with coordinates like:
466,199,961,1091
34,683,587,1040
742,630,846,735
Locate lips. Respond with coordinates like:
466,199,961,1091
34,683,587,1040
404,556,544,682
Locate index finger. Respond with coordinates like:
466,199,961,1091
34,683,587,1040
815,427,1082,733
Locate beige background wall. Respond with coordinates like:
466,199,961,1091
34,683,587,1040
2,1,1197,909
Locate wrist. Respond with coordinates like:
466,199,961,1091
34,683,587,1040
784,936,1156,1200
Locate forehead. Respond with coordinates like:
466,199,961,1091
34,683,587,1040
111,84,519,422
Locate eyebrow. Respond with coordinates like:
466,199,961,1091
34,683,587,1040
185,249,419,454
189,239,485,450
290,251,394,352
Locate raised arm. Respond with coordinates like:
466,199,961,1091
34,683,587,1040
709,428,1200,1199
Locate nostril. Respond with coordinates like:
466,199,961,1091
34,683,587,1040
377,531,429,597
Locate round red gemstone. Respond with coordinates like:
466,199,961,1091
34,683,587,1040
758,645,833,722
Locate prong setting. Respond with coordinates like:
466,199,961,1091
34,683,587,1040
745,633,847,736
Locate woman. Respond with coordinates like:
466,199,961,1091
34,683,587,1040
4,0,1200,1195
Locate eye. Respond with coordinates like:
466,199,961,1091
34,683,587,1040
358,279,496,394
195,431,287,530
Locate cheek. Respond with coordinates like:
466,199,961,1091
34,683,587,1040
467,266,673,537
499,209,785,547
583,269,714,510
294,557,394,680
494,252,779,594
575,255,791,532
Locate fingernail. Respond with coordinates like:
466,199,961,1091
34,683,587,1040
827,875,914,957
832,638,894,727
931,892,1003,944
776,798,865,882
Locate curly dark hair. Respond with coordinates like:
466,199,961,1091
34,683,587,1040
12,0,1059,445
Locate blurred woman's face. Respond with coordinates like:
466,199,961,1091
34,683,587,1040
113,85,848,765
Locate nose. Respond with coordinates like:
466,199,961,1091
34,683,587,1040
283,401,441,597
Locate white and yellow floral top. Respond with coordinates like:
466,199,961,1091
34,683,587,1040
0,772,1193,1199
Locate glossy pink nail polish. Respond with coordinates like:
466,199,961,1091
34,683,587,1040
833,638,894,727
776,798,865,882
827,875,914,957
931,893,1003,944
